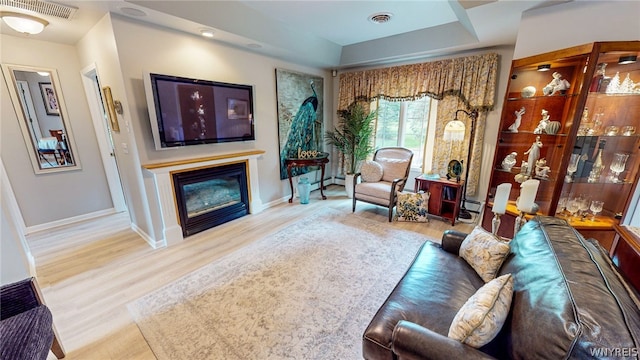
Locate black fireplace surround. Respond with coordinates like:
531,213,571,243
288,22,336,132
172,162,249,236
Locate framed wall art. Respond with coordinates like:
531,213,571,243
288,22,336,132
39,82,59,116
102,86,120,132
227,98,249,120
275,68,324,180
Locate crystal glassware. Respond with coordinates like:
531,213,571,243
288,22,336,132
609,153,629,183
565,153,580,183
556,195,568,216
578,195,590,219
589,200,604,221
566,198,580,221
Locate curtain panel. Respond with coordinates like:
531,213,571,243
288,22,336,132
337,53,498,111
337,53,498,196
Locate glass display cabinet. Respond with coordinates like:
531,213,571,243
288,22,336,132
482,41,640,249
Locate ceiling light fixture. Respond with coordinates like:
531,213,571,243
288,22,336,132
120,7,147,17
368,12,393,24
618,55,637,65
0,11,48,35
200,29,214,38
537,64,551,72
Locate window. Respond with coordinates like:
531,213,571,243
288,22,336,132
372,97,435,169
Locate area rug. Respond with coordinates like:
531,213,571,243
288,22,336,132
128,208,432,359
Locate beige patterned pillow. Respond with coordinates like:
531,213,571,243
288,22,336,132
377,157,409,183
360,160,384,182
459,226,510,282
448,273,514,348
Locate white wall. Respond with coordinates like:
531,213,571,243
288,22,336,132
1,205,30,284
514,1,640,59
77,14,332,242
76,14,156,240
0,35,113,227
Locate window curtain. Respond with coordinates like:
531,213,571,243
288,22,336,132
337,53,498,196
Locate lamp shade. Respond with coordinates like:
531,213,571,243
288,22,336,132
0,12,48,35
443,119,465,141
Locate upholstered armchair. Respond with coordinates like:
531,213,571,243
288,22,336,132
352,147,413,221
0,277,65,359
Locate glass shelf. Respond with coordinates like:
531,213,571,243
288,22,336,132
506,93,578,101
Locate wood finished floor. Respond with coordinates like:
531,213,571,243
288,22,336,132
27,185,476,359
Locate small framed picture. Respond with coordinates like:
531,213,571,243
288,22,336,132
39,82,59,116
102,86,120,132
227,98,249,120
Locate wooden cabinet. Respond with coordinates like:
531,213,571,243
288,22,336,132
414,176,463,225
482,41,640,248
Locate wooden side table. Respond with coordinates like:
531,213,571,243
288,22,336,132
414,176,464,225
285,156,329,203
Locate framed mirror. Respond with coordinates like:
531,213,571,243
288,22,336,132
2,64,81,174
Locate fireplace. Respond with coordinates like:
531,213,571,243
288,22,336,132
172,162,249,237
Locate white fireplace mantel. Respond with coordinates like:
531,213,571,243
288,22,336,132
143,150,265,246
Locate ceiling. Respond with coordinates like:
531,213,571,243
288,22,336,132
0,0,573,69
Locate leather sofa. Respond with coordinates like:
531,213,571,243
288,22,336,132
363,216,640,359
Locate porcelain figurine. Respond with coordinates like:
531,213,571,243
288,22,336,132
535,158,551,179
501,152,518,171
543,71,571,96
524,136,543,176
507,107,525,133
533,109,550,134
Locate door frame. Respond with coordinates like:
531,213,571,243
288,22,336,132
80,64,127,213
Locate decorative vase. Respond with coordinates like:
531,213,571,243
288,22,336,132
545,121,561,135
297,177,311,204
345,174,357,198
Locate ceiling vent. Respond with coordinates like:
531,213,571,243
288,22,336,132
0,0,77,19
368,12,392,24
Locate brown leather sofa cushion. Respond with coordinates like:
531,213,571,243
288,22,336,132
496,216,640,359
363,240,483,360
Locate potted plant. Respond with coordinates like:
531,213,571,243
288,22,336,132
325,102,376,197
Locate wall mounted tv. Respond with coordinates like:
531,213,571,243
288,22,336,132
144,72,255,150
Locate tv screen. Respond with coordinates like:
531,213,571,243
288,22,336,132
144,73,255,149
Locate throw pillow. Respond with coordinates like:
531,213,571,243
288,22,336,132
377,157,410,183
459,226,510,282
395,191,430,222
448,273,514,348
360,160,384,182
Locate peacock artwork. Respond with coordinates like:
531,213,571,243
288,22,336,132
276,69,324,180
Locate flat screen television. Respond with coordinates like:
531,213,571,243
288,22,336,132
144,72,255,150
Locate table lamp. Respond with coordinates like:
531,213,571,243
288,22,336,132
491,183,512,235
514,179,540,234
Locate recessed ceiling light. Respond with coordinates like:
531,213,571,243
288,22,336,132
618,55,637,65
368,12,393,24
120,7,146,17
247,43,262,49
200,29,215,38
537,64,551,71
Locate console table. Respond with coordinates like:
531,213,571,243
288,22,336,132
414,176,463,225
285,156,329,203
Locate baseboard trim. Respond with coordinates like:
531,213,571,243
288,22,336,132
25,208,117,235
132,222,164,249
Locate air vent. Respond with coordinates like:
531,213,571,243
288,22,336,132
368,12,392,24
0,0,77,19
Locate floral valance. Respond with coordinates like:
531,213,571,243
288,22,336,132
337,53,498,112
